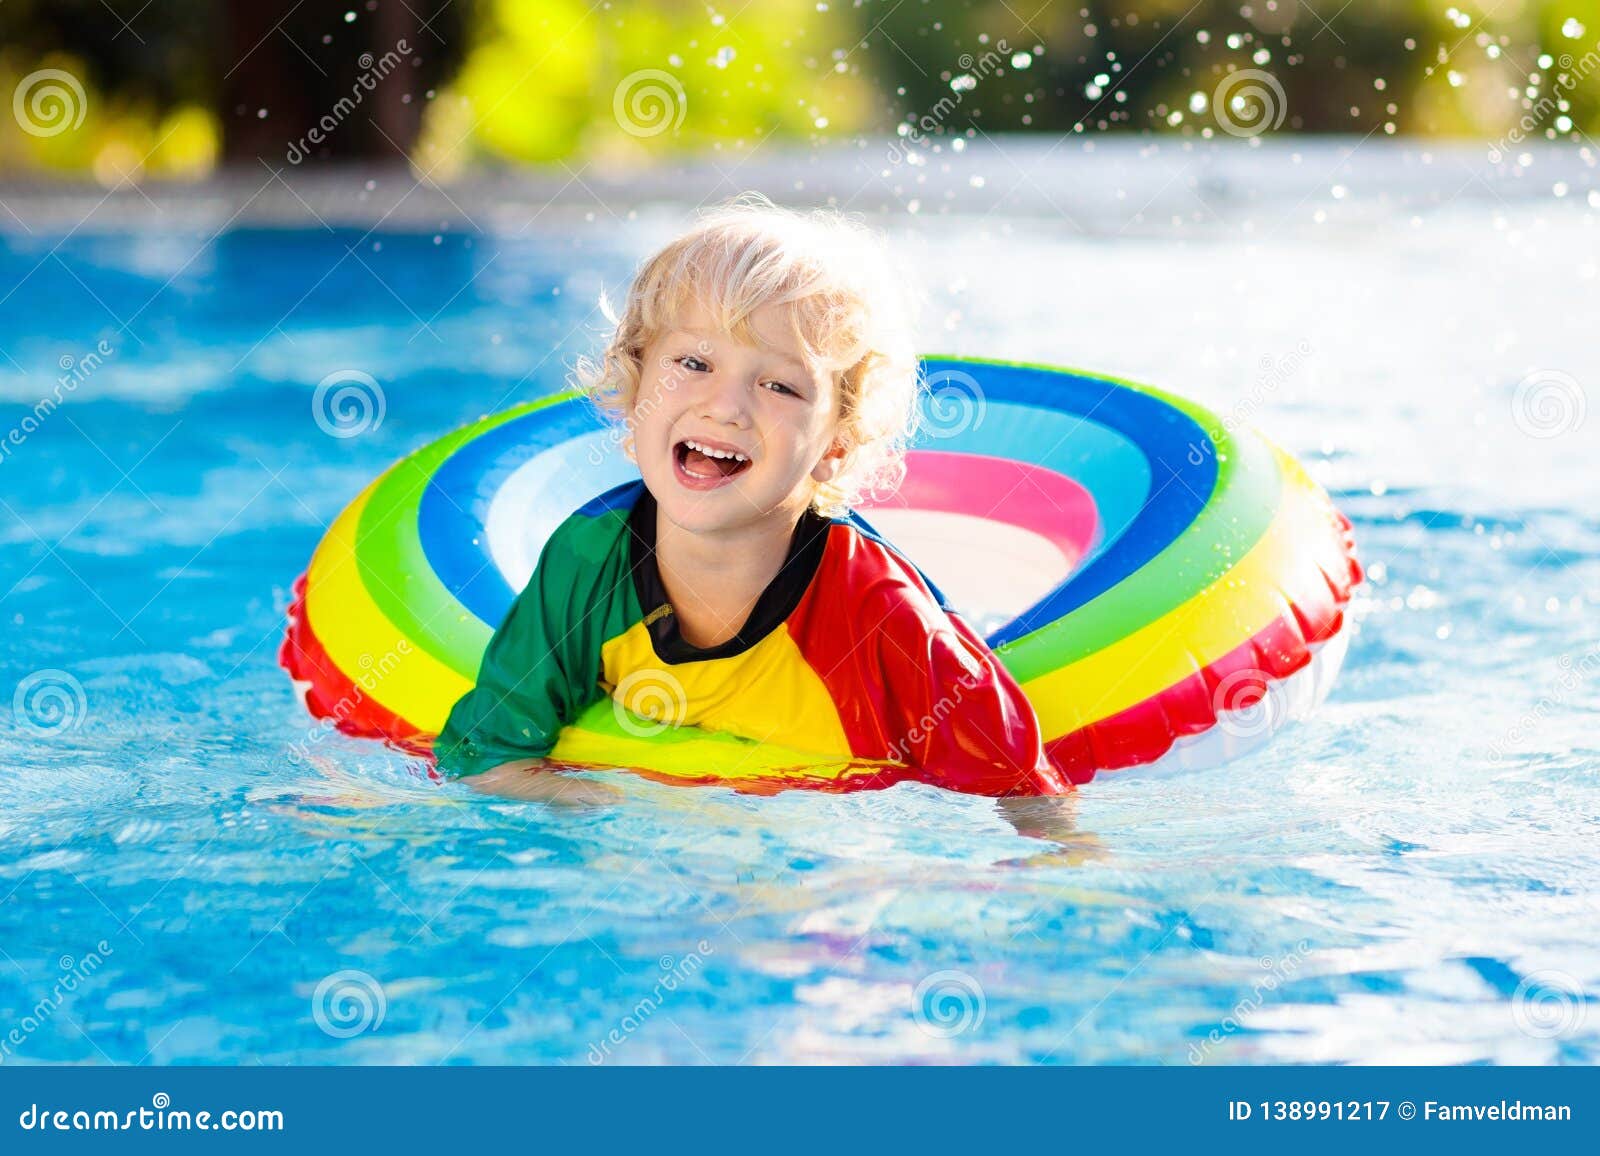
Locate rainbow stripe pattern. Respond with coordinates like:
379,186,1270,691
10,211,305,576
280,357,1362,786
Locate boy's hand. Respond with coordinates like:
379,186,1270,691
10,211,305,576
465,759,624,806
996,795,1109,866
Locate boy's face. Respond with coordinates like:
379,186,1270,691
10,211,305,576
630,298,845,535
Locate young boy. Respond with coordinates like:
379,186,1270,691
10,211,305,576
433,197,1067,800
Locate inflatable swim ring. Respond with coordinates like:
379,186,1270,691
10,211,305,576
280,357,1361,789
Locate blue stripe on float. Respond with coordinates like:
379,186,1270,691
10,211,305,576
915,360,1216,648
415,363,1216,656
418,399,607,625
479,434,644,608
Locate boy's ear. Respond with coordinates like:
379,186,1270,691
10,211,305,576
811,439,848,484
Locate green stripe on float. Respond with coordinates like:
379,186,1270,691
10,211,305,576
990,368,1284,685
354,396,560,679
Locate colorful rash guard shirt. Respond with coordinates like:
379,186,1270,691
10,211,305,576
433,479,1068,797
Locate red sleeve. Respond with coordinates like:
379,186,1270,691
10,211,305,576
874,595,1069,797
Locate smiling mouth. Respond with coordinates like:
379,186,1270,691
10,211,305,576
674,439,753,482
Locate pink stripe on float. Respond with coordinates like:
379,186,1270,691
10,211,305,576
859,450,1100,568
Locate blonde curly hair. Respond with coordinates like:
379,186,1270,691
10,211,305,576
578,194,922,517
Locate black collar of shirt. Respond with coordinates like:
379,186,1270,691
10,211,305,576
627,485,832,664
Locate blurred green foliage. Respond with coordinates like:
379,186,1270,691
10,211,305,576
414,0,873,173
2,0,1597,181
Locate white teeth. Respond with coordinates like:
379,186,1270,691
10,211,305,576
683,439,749,462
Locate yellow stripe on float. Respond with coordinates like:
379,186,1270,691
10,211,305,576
303,478,474,732
1023,447,1334,739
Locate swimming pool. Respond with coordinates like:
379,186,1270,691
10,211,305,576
2,146,1597,1064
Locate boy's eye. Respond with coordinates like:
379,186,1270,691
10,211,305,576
677,355,709,372
761,380,798,397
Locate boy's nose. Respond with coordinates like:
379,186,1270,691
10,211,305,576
697,373,750,425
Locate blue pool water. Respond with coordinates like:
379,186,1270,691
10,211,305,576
2,155,1598,1064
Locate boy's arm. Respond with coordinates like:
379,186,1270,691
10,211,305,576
433,531,600,779
876,598,1069,797
464,758,622,805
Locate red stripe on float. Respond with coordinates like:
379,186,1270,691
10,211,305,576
1046,504,1362,785
278,573,434,761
